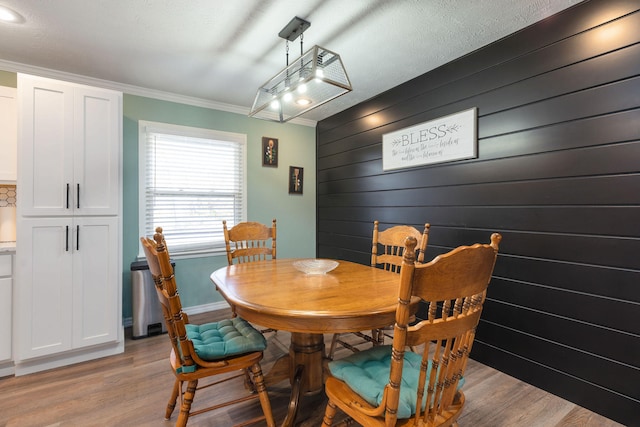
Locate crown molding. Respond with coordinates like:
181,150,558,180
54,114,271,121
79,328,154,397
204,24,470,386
0,59,317,127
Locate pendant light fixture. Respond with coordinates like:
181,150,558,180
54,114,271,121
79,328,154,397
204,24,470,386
249,16,352,123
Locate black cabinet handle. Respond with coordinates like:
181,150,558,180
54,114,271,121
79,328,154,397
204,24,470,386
65,226,69,251
66,184,70,209
77,184,80,209
76,225,80,251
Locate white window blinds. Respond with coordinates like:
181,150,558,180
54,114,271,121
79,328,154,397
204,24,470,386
139,121,246,256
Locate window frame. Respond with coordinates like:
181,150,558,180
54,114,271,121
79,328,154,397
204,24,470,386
138,120,247,259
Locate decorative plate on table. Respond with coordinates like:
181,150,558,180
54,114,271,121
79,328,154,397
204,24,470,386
293,259,339,275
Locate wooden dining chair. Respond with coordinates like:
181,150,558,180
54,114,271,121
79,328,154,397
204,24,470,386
328,221,430,359
141,227,275,427
223,219,276,265
323,233,501,427
223,219,278,334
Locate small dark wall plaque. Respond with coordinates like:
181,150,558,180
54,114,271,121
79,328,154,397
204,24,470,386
289,166,303,194
262,137,278,167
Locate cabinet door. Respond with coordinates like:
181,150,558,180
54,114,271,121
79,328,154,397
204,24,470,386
72,217,119,348
18,75,74,216
0,277,11,362
0,254,11,363
73,88,121,215
0,87,17,183
18,74,122,216
16,218,74,361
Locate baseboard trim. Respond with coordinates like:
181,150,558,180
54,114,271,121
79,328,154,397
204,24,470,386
14,338,125,376
183,300,231,315
0,362,14,378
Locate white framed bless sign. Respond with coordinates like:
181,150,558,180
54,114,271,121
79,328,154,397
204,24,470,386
382,107,478,171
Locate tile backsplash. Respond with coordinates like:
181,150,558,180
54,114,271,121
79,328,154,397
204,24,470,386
0,185,16,207
0,184,16,242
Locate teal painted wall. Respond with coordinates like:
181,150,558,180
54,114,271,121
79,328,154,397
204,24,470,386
123,94,316,318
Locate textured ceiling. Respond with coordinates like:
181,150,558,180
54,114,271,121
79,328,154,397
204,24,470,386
0,0,584,124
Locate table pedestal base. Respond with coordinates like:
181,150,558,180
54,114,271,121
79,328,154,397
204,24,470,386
289,333,325,394
264,333,326,426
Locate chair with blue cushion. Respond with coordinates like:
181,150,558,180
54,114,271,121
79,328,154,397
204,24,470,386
323,233,501,426
141,227,275,427
328,221,430,359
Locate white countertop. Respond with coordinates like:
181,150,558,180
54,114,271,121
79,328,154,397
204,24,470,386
0,242,16,253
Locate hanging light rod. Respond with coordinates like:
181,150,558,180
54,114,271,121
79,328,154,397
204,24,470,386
249,16,352,123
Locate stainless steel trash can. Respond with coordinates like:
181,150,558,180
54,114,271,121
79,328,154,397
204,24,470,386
131,259,172,339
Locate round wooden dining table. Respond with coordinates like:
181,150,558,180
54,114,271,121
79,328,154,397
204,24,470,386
210,258,415,426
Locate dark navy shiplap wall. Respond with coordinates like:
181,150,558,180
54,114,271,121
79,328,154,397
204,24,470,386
316,1,640,425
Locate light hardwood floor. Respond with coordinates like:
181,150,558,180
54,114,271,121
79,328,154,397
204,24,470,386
0,309,623,427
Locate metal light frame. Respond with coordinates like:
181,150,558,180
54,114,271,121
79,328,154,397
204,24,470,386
249,17,352,123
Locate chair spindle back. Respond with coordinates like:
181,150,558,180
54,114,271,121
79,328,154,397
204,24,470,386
385,233,501,426
223,219,277,265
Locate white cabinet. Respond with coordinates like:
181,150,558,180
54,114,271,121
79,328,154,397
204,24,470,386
0,254,12,365
16,218,119,360
15,74,123,373
18,75,120,216
0,87,17,183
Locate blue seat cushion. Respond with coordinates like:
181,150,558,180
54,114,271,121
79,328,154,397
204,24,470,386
328,345,464,419
185,317,267,360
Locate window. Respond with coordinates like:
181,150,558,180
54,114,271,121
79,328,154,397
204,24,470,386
139,121,246,257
